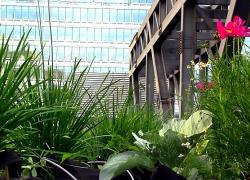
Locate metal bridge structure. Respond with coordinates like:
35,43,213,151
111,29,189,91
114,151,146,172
129,0,250,118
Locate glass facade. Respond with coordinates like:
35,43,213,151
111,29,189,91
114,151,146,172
0,0,151,74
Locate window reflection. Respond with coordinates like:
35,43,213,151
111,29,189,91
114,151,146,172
73,8,81,22
65,8,73,21
58,8,65,21
88,9,95,22
57,47,64,60
3,3,151,73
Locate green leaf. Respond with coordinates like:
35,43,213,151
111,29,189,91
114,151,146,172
28,157,33,164
31,168,37,177
61,153,74,162
160,110,213,137
99,151,155,180
22,168,30,177
132,132,151,150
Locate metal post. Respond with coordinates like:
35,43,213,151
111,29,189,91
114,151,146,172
179,2,196,118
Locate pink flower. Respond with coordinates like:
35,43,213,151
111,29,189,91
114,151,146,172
196,82,214,90
196,82,206,90
216,16,250,39
207,82,214,89
217,20,228,39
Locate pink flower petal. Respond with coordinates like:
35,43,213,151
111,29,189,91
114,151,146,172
217,20,227,39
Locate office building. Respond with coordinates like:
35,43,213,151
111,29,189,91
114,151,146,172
0,0,152,74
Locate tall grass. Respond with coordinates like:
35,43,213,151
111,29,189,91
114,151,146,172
87,92,161,159
10,59,119,160
195,45,250,178
0,31,54,149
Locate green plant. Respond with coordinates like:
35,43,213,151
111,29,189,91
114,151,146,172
100,151,154,180
11,60,118,160
99,110,213,179
0,32,54,149
193,40,250,179
89,95,161,159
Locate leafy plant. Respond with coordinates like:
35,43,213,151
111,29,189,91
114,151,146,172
100,151,154,180
100,110,214,179
90,98,161,159
193,38,250,179
159,110,213,138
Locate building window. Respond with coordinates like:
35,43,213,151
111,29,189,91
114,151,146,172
102,29,109,42
81,8,87,22
29,27,36,40
88,9,95,22
43,26,50,41
138,10,147,22
124,9,131,22
87,28,94,41
132,9,139,23
94,48,102,61
116,48,124,61
109,48,116,61
72,47,80,59
51,7,58,21
102,8,109,22
58,8,65,21
117,29,124,42
65,47,72,60
73,28,80,41
124,29,132,42
96,8,102,22
14,6,22,19
6,6,14,19
117,9,125,23
94,28,102,42
58,27,65,41
80,48,86,60
1,6,7,19
73,8,81,22
65,27,73,41
43,7,49,21
65,8,73,21
80,28,87,41
109,9,117,22
102,48,109,61
51,27,58,41
109,29,116,42
87,47,94,60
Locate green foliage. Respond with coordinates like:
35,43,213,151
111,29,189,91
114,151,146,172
146,130,187,168
99,109,214,179
194,41,250,179
0,32,53,149
90,100,160,159
11,61,118,160
159,110,213,137
178,139,213,179
99,151,154,180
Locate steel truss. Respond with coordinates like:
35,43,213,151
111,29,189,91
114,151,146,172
129,0,250,118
